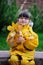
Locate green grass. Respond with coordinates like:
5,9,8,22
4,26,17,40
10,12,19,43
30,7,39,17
36,33,43,51
0,32,43,51
0,31,10,50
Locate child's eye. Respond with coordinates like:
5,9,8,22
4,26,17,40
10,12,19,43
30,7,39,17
25,18,29,20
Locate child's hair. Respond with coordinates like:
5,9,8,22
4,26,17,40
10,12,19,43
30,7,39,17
18,10,32,19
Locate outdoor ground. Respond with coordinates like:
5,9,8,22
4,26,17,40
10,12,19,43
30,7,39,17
0,32,43,51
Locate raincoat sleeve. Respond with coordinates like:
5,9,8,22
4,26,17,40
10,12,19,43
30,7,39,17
23,27,39,50
6,22,18,47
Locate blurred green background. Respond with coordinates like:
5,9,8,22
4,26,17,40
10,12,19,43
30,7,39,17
0,0,43,51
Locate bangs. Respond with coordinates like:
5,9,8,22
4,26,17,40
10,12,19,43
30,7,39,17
18,13,30,18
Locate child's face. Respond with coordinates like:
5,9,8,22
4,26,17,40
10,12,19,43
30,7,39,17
18,17,30,25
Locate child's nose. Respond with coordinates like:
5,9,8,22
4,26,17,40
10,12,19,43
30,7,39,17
22,18,25,21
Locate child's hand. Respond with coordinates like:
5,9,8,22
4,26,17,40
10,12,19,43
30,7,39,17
18,37,25,43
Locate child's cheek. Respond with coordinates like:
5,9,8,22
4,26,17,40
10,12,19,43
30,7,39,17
19,19,22,22
26,20,29,24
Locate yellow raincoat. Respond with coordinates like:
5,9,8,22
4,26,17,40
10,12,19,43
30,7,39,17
6,22,38,65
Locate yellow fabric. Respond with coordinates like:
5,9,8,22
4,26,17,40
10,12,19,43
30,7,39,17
7,22,39,65
9,49,35,59
7,22,38,50
24,31,38,50
9,50,35,65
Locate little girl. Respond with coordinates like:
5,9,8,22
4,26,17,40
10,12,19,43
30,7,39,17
7,10,38,65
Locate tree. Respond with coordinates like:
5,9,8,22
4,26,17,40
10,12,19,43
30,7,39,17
28,3,39,31
28,3,43,32
0,0,20,31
